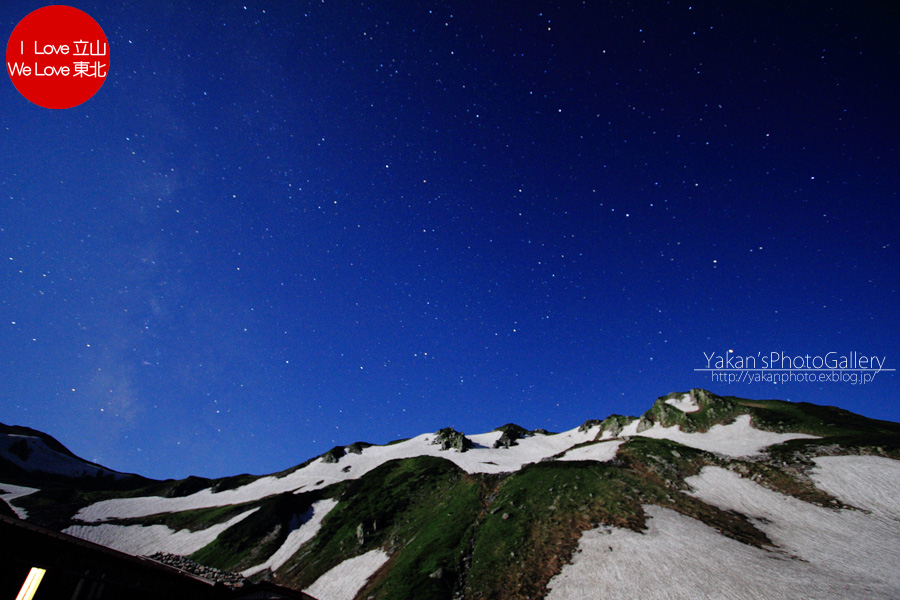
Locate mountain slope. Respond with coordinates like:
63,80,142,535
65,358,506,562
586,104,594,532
2,389,899,600
0,422,127,479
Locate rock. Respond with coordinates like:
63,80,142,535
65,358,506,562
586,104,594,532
493,433,515,449
492,424,530,449
432,428,474,452
599,415,635,438
322,446,346,463
346,442,373,455
145,552,249,589
578,419,603,433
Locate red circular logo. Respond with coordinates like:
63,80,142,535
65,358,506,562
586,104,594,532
6,5,110,109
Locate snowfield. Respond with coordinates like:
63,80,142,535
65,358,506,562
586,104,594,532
73,424,604,521
548,455,900,599
547,504,895,600
810,455,900,520
303,549,391,600
686,458,900,590
242,498,338,576
665,392,700,413
74,416,817,523
63,507,259,556
558,439,624,462
635,414,818,457
0,482,39,519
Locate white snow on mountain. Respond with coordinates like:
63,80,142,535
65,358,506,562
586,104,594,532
0,482,39,519
63,507,259,556
548,455,900,599
303,548,391,600
242,498,338,576
73,416,816,523
73,424,602,522
546,504,894,600
809,455,900,520
635,414,818,457
558,439,624,462
664,392,700,413
686,458,900,590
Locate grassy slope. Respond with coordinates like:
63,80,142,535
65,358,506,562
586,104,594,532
278,455,483,599
8,472,270,531
191,490,330,572
465,460,642,599
463,436,781,600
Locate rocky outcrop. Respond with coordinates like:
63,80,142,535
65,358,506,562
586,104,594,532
578,419,604,433
346,442,372,455
322,442,373,463
146,552,249,588
598,415,635,438
492,424,530,449
321,446,346,464
640,389,741,432
431,428,473,452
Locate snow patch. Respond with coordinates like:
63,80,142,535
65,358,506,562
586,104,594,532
0,482,39,519
548,504,897,600
242,498,338,576
304,548,390,600
63,507,259,556
685,460,900,592
618,419,640,437
664,392,700,413
549,455,900,599
810,455,900,520
635,414,817,456
558,439,624,463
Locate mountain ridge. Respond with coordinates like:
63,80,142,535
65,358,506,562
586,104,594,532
3,389,900,600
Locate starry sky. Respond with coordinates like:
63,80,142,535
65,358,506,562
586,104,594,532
2,1,898,480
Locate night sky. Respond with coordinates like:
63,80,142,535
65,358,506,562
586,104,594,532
2,1,898,480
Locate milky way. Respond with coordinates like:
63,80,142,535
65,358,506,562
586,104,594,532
1,1,897,478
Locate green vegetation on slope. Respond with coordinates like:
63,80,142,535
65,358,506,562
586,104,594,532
108,501,261,533
735,397,900,436
641,389,741,432
465,434,782,600
191,490,328,572
466,460,643,599
280,456,482,600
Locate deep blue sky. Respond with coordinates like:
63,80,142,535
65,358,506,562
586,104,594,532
2,1,898,479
